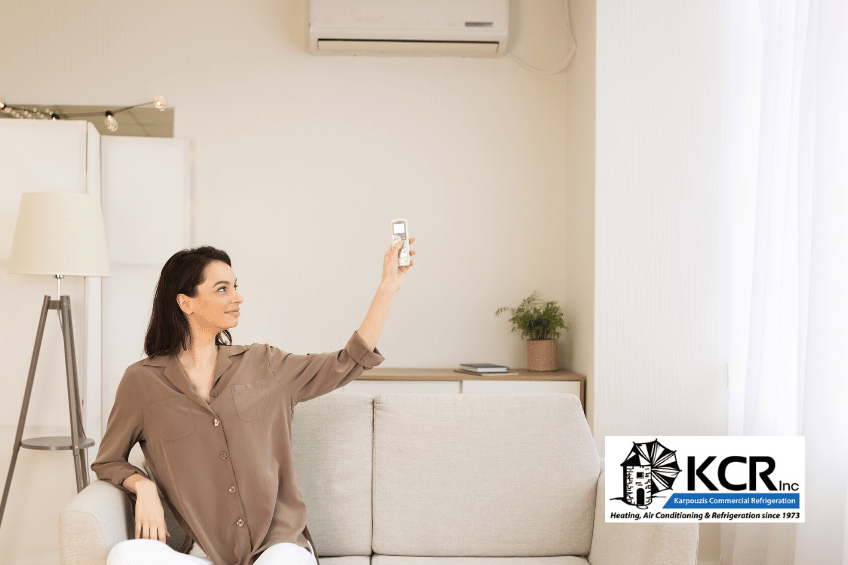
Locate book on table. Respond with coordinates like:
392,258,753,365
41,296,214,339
459,363,510,373
454,368,520,376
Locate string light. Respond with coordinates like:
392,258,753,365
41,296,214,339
0,96,168,133
104,111,118,132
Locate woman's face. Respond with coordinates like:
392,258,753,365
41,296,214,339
177,260,243,333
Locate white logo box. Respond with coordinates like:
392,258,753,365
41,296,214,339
604,436,805,523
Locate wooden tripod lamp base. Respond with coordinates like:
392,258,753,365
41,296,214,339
0,295,95,529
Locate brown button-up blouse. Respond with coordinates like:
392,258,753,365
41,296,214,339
91,331,384,565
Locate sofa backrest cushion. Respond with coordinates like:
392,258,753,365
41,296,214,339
372,393,599,557
292,391,375,556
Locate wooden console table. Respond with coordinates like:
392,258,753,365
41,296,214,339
342,368,585,413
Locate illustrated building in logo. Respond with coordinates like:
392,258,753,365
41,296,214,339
620,439,681,509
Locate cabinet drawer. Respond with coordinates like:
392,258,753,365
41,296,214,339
342,380,461,395
462,380,582,407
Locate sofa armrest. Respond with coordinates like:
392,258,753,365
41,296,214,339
588,459,699,565
59,480,134,565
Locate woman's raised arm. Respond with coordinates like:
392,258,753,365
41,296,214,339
357,236,416,350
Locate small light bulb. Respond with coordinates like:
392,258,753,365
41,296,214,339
0,99,5,109
105,111,118,132
154,96,166,111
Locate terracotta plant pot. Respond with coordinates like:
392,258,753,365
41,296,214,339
526,339,558,371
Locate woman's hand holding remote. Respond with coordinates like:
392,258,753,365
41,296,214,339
381,236,415,294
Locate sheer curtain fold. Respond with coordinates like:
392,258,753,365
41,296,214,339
723,0,848,563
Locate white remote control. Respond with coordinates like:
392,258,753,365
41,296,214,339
391,218,410,267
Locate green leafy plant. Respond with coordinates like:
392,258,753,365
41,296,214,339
495,291,566,341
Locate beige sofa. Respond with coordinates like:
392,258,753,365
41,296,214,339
59,393,698,565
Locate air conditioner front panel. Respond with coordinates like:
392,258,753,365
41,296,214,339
309,0,509,57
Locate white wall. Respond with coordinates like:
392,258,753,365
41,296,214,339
595,0,727,454
0,0,574,374
595,2,728,563
564,0,595,430
99,136,192,449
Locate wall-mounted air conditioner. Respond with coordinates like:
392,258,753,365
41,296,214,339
308,0,509,57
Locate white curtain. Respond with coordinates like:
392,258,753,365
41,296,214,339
722,0,848,563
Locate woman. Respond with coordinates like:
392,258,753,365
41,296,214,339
92,236,415,565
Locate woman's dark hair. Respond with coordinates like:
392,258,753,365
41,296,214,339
144,246,233,358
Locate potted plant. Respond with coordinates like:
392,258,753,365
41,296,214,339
495,291,566,371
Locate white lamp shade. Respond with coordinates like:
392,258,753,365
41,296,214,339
6,192,111,277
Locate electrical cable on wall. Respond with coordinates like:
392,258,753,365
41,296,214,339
509,0,577,75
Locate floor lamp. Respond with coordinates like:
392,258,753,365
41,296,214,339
0,192,111,530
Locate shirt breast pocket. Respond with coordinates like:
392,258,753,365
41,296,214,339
150,396,195,441
231,379,272,421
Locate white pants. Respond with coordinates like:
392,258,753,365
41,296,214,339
106,537,316,565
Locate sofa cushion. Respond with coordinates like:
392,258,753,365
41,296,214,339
317,558,373,565
293,391,375,557
372,394,599,557
372,557,589,565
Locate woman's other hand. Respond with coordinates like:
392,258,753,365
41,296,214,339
132,479,171,543
381,236,416,293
